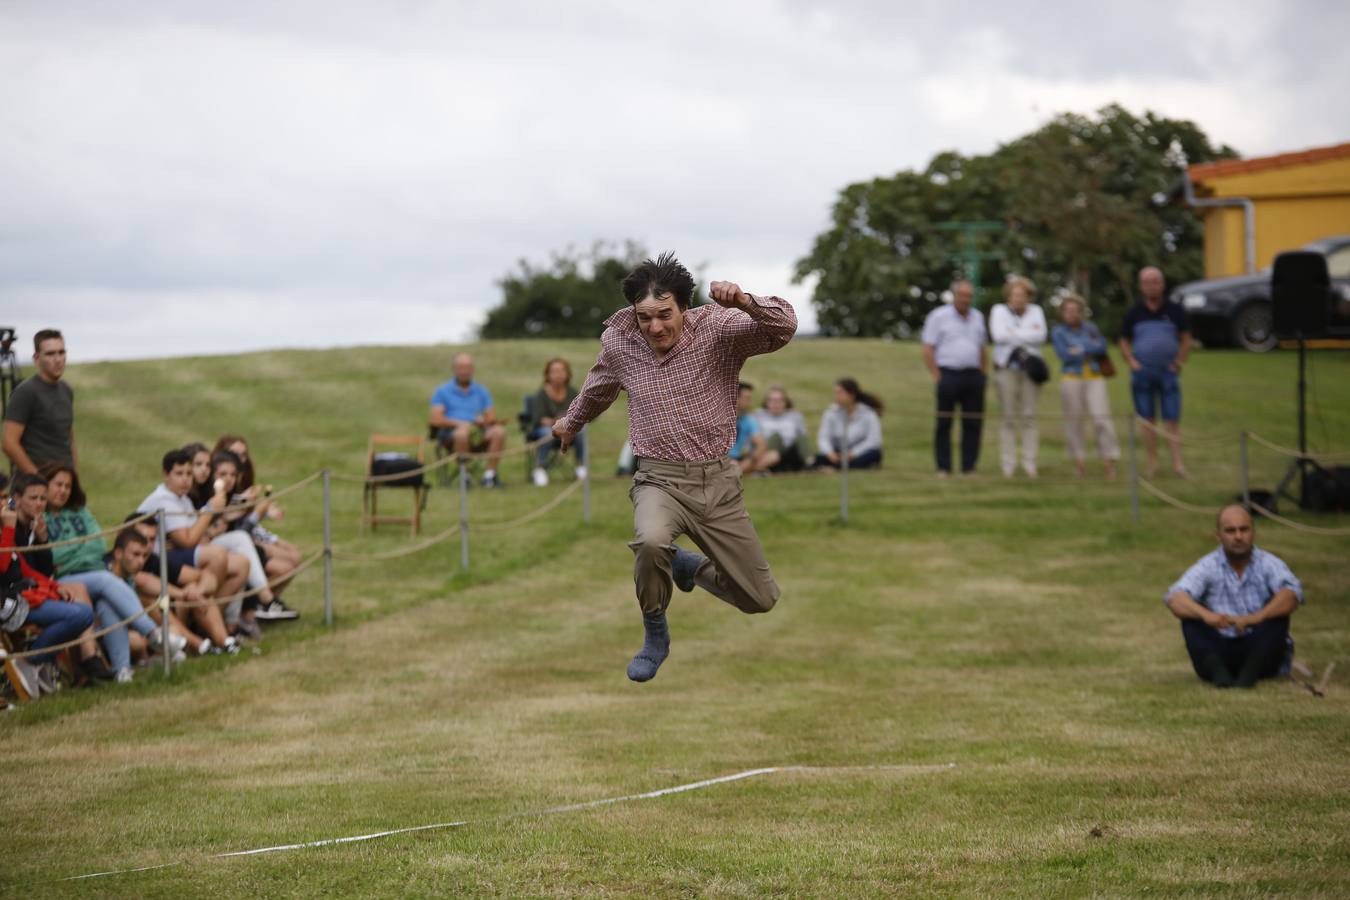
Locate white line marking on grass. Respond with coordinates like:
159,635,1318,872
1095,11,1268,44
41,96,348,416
60,763,955,882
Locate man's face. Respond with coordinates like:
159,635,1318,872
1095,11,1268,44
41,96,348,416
952,283,974,315
116,542,150,576
634,293,685,354
1139,268,1165,303
1217,508,1254,560
453,355,474,386
134,522,157,546
165,462,193,497
17,485,47,523
737,387,753,413
34,338,67,381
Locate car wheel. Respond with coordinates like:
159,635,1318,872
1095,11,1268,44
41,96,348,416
1232,302,1277,352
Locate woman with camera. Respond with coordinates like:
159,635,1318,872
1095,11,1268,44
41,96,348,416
990,275,1048,478
1051,294,1119,479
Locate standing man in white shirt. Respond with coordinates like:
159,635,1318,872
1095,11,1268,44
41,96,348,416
989,275,1049,478
921,279,989,477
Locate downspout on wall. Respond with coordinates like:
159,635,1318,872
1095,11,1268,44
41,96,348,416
1182,171,1256,275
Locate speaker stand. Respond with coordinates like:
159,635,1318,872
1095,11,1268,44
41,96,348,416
1273,336,1331,511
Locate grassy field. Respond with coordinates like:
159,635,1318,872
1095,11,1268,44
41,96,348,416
3,337,1348,897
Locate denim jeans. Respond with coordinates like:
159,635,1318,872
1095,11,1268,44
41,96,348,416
531,426,587,470
62,569,155,672
25,599,94,664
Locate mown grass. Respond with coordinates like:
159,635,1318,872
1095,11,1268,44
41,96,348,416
2,337,1348,897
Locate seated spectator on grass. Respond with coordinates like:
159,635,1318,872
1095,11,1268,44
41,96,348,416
40,462,185,682
729,382,775,475
184,442,214,508
103,527,198,666
205,450,299,625
1164,504,1303,688
754,386,809,473
1,473,102,697
138,449,246,651
528,357,587,488
213,434,303,611
429,352,507,488
121,513,229,655
813,378,884,470
2,328,76,475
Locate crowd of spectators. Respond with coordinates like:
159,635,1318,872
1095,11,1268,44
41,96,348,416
2,329,301,702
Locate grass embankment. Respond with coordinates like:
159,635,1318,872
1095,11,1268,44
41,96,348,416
2,339,1348,896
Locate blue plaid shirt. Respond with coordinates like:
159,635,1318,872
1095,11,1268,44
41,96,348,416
1165,546,1303,637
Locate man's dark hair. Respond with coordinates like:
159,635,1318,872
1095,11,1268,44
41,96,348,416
10,472,47,497
33,328,62,353
622,252,696,310
738,381,753,392
161,448,193,473
114,528,150,553
124,512,156,532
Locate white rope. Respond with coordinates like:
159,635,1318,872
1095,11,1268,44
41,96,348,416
58,763,956,882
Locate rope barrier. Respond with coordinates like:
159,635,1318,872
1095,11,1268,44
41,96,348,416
169,550,324,609
5,470,325,556
1248,502,1350,536
0,551,324,660
0,596,156,662
1246,431,1350,461
475,478,583,532
329,436,554,484
1136,479,1218,515
331,524,461,563
4,510,157,555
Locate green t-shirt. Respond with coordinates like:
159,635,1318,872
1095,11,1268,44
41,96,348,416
3,375,74,469
46,507,106,576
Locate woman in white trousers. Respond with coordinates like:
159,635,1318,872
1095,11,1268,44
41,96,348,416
1050,294,1119,478
990,275,1048,477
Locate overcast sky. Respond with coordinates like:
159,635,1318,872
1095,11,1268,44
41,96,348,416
3,0,1348,362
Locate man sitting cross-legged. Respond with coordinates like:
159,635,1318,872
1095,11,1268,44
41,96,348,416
1164,504,1304,688
119,514,233,656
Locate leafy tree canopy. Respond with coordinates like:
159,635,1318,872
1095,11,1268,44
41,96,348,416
482,241,704,339
794,105,1237,337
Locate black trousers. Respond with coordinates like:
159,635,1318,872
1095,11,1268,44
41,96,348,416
1182,616,1289,686
935,368,986,473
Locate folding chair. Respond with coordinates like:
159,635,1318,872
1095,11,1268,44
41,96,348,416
362,433,428,536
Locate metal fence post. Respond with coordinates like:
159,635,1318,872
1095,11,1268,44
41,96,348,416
1128,416,1140,523
582,427,591,525
1240,431,1251,508
157,509,171,679
459,459,470,571
322,468,333,627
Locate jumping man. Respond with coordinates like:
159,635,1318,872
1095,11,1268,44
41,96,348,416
553,253,797,682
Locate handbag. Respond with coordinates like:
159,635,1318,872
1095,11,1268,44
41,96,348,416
1095,351,1117,378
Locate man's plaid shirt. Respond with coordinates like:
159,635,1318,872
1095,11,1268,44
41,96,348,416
557,295,797,461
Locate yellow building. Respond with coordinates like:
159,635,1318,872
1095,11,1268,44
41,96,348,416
1186,142,1350,279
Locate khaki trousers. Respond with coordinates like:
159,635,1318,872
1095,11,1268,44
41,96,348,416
994,367,1041,474
1060,377,1120,461
628,457,780,618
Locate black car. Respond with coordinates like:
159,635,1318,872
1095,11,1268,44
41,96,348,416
1171,234,1350,351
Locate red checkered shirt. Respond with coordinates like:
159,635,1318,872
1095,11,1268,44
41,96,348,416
556,295,797,461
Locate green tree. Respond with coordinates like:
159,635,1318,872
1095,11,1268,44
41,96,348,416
480,241,652,339
795,105,1237,337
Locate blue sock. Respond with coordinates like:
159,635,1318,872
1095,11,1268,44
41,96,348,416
671,548,704,593
627,614,670,682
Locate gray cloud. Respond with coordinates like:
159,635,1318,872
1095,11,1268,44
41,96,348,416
3,1,1347,360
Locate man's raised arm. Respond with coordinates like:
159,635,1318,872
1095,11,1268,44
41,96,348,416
710,281,797,357
553,348,621,451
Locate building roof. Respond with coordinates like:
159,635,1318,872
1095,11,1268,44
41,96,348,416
1189,141,1350,183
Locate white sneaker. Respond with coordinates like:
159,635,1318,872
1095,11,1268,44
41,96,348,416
115,667,133,684
574,465,588,480
4,657,41,701
197,638,213,656
531,467,549,487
